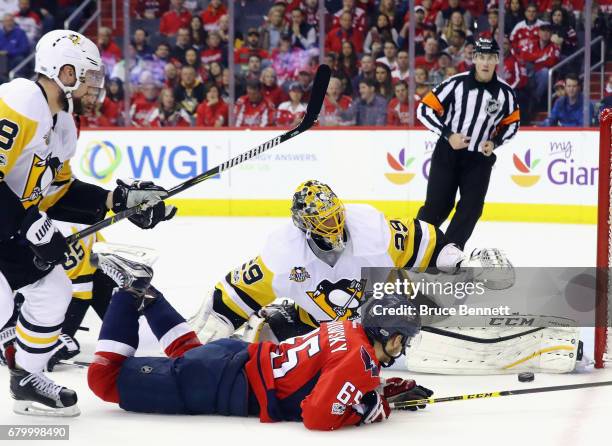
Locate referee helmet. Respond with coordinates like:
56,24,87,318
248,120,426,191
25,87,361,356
474,37,500,55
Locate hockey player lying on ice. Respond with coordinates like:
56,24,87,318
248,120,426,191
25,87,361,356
87,250,432,430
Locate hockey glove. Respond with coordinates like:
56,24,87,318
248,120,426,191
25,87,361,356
112,179,177,229
352,391,391,425
19,207,69,266
46,334,80,372
383,377,433,411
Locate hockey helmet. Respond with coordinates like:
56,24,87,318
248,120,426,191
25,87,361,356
361,293,421,367
35,30,105,113
291,180,346,249
474,37,500,55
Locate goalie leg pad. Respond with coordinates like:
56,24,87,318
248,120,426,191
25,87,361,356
405,325,580,374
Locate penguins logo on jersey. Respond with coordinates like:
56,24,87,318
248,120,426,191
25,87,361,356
306,279,366,320
20,153,62,205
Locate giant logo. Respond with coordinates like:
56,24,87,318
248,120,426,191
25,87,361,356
385,148,415,185
80,140,122,183
511,149,541,187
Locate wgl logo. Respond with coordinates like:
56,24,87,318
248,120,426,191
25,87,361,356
128,145,217,179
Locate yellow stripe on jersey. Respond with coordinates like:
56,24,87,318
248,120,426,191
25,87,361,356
15,326,59,345
297,306,319,328
39,162,74,211
73,290,93,300
0,98,39,178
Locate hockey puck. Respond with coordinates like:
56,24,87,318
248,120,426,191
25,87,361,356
518,372,534,382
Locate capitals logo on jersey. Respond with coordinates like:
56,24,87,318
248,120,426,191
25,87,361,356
306,279,366,320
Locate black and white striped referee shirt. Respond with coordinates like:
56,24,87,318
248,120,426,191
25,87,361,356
418,68,520,151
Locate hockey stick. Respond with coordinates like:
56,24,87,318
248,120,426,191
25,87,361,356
389,380,612,410
65,64,332,245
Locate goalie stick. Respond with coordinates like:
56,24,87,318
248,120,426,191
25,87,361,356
390,380,612,410
65,64,332,245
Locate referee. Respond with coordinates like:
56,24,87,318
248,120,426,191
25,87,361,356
416,37,520,249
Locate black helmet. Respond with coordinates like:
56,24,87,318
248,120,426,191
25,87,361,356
474,37,500,55
361,294,421,367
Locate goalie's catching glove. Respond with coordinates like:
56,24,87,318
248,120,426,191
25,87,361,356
112,180,177,229
352,391,391,425
382,377,433,411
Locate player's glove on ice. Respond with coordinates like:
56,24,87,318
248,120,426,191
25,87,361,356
383,377,433,411
112,179,177,229
353,391,391,425
19,207,69,266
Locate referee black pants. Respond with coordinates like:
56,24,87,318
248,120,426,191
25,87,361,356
416,138,496,250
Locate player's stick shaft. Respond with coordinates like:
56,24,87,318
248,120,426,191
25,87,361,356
65,64,332,244
390,380,612,409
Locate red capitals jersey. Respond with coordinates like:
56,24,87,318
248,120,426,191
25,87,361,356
130,95,157,127
386,97,414,125
519,41,560,71
245,321,382,430
275,101,306,126
233,95,275,127
503,53,527,90
319,95,352,126
510,19,545,56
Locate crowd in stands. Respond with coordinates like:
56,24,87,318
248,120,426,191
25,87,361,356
1,0,611,127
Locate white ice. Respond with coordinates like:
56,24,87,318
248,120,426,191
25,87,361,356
1,217,611,446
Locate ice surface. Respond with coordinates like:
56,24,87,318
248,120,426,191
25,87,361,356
1,217,610,446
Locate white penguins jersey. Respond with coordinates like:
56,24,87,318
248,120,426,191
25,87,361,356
0,78,77,213
211,204,447,329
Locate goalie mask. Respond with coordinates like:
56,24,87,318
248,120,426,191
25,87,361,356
35,30,105,113
291,180,346,250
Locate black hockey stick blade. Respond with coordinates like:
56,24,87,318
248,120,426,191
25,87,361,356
65,64,331,244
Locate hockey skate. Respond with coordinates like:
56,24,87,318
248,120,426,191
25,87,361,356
45,334,80,372
91,246,157,311
7,346,80,417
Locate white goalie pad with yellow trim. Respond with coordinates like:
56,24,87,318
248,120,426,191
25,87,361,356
405,325,581,374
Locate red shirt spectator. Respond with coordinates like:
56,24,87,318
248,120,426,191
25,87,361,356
130,86,159,127
234,81,275,127
502,42,527,89
195,93,228,128
13,3,41,44
261,67,286,107
234,28,269,66
414,55,438,72
319,77,352,126
275,83,306,126
100,97,122,126
509,4,544,57
80,112,111,128
135,0,169,19
325,27,364,55
332,0,366,37
200,0,226,32
522,39,560,71
160,2,192,36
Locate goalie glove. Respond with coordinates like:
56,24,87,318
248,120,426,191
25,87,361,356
112,180,177,229
352,391,391,425
382,377,433,411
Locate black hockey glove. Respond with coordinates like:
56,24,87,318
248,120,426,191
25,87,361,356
19,206,69,266
352,391,391,425
383,377,433,411
112,179,177,229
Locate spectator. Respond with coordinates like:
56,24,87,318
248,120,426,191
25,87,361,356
98,26,122,76
13,0,40,45
174,65,205,121
160,0,191,36
338,40,358,80
378,0,400,29
260,66,285,106
552,79,565,103
387,80,412,125
101,78,124,126
276,82,307,126
342,78,387,126
288,8,316,50
598,76,612,117
332,0,366,39
391,49,409,82
505,0,525,34
325,11,363,54
135,0,168,19
234,79,275,127
441,11,471,46
208,60,223,85
0,0,18,17
374,61,393,100
195,83,228,126
164,62,179,88
479,7,499,41
500,36,527,91
444,66,458,80
184,47,206,81
149,88,192,127
110,45,144,84
234,28,268,69
217,13,229,44
260,4,287,52
456,42,474,72
171,27,192,65
399,5,429,50
220,67,230,100
415,37,439,71
364,14,398,55
296,68,314,102
189,15,206,50
200,0,226,32
130,81,160,126
446,30,467,62
414,67,430,99
271,32,303,84
435,0,472,32
550,7,577,57
143,42,171,85
510,3,544,58
430,51,452,85
544,73,595,127
418,0,439,27
0,13,28,72
236,54,262,97
80,99,111,128
289,0,319,29
132,28,153,59
376,40,398,71
524,22,561,106
351,53,375,92
200,30,223,66
320,76,352,126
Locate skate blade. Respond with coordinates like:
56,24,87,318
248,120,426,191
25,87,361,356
13,400,81,417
